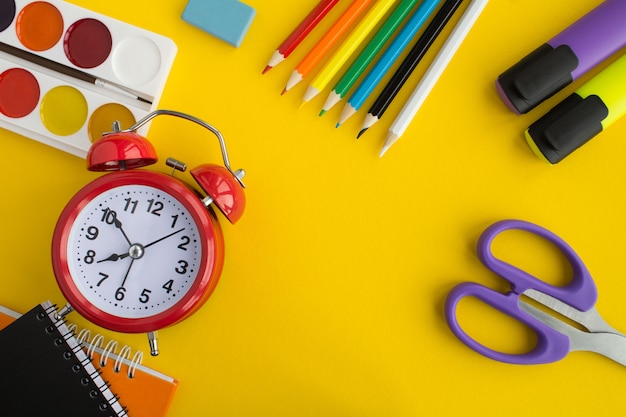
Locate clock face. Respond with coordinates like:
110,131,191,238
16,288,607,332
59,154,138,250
52,171,224,333
68,183,202,317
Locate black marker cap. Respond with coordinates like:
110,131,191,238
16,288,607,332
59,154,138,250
497,44,579,114
526,93,608,164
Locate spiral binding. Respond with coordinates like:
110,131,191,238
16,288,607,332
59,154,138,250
67,324,144,379
43,302,128,417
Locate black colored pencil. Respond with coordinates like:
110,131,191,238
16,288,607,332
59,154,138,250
358,0,463,138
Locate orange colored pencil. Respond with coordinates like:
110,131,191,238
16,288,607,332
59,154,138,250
282,0,374,94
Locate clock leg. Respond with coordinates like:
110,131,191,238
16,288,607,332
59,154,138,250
54,303,74,321
148,331,159,356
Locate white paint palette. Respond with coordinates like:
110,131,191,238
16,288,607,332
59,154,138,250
0,0,177,157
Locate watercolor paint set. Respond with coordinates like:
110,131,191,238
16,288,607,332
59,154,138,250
0,0,177,157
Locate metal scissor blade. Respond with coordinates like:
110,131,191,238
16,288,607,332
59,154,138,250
524,289,622,335
519,299,626,366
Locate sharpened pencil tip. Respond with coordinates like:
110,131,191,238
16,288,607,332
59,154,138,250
280,88,287,96
379,132,398,157
319,109,326,117
262,65,272,74
335,123,341,129
356,128,368,139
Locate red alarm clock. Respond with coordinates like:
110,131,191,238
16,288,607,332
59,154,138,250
51,110,245,355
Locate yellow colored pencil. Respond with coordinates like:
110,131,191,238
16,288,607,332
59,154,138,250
301,0,399,105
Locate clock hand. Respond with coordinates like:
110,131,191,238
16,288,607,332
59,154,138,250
96,228,184,263
143,228,185,249
112,215,133,246
97,252,130,263
120,258,135,288
102,207,133,245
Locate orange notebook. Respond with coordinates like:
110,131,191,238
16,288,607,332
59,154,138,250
0,303,178,417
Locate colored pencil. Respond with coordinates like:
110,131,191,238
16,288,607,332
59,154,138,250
358,0,463,138
263,0,340,74
380,0,488,157
320,0,419,115
301,0,399,105
282,0,374,94
336,0,442,126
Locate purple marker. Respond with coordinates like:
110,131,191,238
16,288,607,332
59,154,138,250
496,0,626,114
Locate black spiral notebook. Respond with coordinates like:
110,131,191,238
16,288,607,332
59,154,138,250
0,301,127,417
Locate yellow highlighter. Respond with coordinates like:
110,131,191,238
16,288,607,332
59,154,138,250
525,53,626,164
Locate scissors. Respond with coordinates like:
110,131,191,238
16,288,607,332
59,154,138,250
445,219,626,365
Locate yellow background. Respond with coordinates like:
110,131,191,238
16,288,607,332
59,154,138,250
3,0,626,415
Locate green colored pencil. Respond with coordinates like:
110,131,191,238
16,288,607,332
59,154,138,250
320,0,420,115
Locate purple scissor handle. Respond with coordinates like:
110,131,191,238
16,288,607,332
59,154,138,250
445,219,598,364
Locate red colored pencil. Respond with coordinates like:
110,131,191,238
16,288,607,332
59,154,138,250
263,0,341,74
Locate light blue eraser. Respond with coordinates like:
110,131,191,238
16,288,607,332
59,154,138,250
182,0,256,47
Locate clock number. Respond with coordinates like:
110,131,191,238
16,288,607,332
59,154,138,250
100,208,117,224
84,250,96,264
97,272,109,286
171,214,179,228
139,289,152,304
175,260,189,274
115,287,126,301
146,199,164,216
124,198,139,213
178,236,190,251
85,226,99,240
162,279,174,294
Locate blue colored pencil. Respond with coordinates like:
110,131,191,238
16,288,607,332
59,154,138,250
336,0,442,126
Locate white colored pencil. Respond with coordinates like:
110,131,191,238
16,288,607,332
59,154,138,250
379,0,488,157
